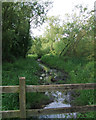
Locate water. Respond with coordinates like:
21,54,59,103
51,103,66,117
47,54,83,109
39,91,76,119
37,60,77,119
38,61,68,84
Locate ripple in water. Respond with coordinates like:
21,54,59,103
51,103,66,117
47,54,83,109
39,91,77,119
37,62,77,119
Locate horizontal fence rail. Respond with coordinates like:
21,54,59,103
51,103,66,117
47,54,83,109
26,83,96,92
1,105,96,118
1,83,96,93
1,77,96,119
0,86,19,93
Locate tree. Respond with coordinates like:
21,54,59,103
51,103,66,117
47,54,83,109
43,16,63,53
40,5,94,58
2,1,52,61
59,5,94,57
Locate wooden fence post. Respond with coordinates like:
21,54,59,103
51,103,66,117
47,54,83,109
19,77,26,118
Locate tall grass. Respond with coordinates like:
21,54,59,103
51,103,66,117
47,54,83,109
2,55,50,111
41,54,95,118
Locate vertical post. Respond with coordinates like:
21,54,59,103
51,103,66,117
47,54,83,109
19,77,26,119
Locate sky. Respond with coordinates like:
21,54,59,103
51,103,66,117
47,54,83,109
31,0,96,37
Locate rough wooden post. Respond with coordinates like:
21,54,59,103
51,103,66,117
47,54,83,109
19,77,26,119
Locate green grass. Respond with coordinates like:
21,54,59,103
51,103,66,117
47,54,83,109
3,56,40,86
41,54,95,118
2,54,95,118
2,55,50,110
41,54,94,83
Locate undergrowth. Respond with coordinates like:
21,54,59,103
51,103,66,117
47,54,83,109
41,54,95,118
2,55,50,111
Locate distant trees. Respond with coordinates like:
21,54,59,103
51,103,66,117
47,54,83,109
2,1,52,62
43,16,62,52
32,5,94,59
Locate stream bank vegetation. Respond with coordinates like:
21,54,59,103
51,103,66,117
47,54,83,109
2,0,53,119
2,2,95,119
3,56,53,111
29,5,95,119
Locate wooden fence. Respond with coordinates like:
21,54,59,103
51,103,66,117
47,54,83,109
0,77,96,119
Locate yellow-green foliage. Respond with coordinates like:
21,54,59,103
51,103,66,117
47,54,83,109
74,36,94,58
53,39,68,55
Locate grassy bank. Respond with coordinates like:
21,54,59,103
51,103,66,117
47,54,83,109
2,55,51,111
41,54,95,118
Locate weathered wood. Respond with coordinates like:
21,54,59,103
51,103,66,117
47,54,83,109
0,82,96,118
19,77,26,118
0,86,19,93
27,105,96,117
0,110,20,118
1,83,96,93
1,105,96,118
26,83,96,92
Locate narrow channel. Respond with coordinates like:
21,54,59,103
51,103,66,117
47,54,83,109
36,59,77,119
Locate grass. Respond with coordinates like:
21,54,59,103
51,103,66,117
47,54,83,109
2,55,51,111
41,54,95,118
2,53,95,118
3,56,40,86
41,54,94,83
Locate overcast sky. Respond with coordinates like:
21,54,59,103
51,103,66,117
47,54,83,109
31,0,96,37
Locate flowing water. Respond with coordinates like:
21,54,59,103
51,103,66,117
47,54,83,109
40,91,76,119
35,60,77,119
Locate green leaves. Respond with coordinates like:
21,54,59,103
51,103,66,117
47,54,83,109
2,1,52,61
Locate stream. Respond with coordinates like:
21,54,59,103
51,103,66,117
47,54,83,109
34,59,77,119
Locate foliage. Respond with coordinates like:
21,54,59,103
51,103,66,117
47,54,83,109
2,3,95,119
41,54,95,118
32,5,94,59
29,36,51,57
59,6,94,57
2,56,50,110
2,1,52,61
